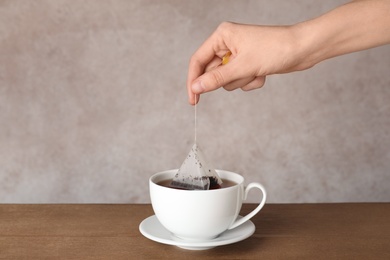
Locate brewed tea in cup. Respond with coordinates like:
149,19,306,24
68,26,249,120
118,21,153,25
149,169,267,241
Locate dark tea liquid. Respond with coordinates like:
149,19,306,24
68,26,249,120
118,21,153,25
157,178,237,190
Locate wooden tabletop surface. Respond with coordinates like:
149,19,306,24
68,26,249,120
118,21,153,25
1,203,389,259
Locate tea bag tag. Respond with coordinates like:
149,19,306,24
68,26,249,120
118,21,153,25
170,144,222,190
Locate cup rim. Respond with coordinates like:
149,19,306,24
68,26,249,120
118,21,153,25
150,169,244,192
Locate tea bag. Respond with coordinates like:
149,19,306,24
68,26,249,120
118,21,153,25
170,144,222,190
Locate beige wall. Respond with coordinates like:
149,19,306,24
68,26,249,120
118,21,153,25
1,0,389,203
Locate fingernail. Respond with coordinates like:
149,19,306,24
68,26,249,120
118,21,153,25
192,81,205,94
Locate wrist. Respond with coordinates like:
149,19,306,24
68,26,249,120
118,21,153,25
290,0,390,71
289,22,321,71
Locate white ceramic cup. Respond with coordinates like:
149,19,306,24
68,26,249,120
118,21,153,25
149,169,267,241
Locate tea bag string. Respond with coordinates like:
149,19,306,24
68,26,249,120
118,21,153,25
193,51,231,145
194,94,197,145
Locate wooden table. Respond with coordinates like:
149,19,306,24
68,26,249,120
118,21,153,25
1,203,389,259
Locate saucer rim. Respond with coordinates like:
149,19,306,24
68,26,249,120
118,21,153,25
139,215,255,249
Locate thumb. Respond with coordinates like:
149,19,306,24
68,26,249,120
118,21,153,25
191,63,237,94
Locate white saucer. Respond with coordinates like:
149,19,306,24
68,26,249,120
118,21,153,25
139,215,255,250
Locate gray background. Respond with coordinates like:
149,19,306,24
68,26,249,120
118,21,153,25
1,0,389,203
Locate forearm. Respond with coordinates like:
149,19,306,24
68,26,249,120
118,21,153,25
294,0,390,69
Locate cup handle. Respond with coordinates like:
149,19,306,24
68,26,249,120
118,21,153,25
228,182,267,230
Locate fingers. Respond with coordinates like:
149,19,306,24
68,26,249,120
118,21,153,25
188,55,265,104
191,66,228,94
191,53,259,94
187,82,198,105
204,56,224,72
223,77,254,91
190,54,237,94
187,24,235,105
187,57,208,105
222,76,266,91
190,56,225,104
241,76,266,91
187,53,228,105
186,22,268,104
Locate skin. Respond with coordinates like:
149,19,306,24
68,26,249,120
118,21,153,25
187,0,390,105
